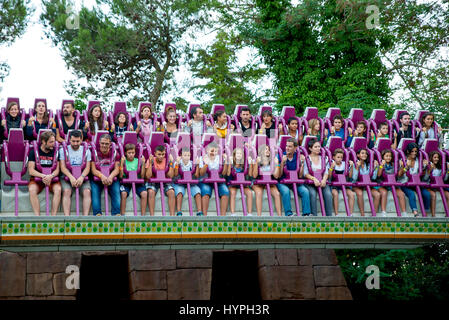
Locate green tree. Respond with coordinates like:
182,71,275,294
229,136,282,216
190,30,268,114
40,0,213,110
0,0,33,82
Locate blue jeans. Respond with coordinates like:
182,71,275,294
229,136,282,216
198,182,229,197
173,183,201,197
90,179,121,215
305,185,333,216
276,183,311,216
421,188,431,211
400,186,419,211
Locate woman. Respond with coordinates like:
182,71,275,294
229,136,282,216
417,112,443,148
85,104,109,140
25,100,54,140
1,101,26,140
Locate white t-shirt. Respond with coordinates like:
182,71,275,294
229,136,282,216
198,156,220,181
59,145,91,166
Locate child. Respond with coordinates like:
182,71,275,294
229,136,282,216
346,121,368,147
280,117,301,145
196,142,230,216
252,144,282,216
348,148,380,216
417,112,443,148
375,149,406,217
111,112,134,141
213,110,234,139
85,104,109,139
327,148,355,216
325,115,345,144
119,143,147,215
136,104,159,141
422,151,445,217
305,118,326,144
145,145,176,216
172,147,202,216
369,122,391,149
226,147,255,216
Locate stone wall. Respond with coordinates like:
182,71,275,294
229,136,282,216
0,249,351,300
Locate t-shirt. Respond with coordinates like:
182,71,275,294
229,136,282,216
28,147,55,168
125,158,138,171
239,119,259,138
154,158,166,171
198,156,220,181
261,122,277,139
276,152,297,180
59,145,91,166
55,116,79,134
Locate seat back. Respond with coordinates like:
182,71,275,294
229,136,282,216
280,106,296,122
375,137,392,152
211,104,225,115
325,108,341,121
6,129,27,162
397,138,416,153
350,136,368,152
326,136,343,154
422,138,439,154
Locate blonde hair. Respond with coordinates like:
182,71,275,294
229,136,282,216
257,144,271,166
232,148,245,167
308,118,320,135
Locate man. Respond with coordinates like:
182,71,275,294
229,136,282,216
59,130,91,216
274,138,311,217
393,112,414,149
54,101,86,142
238,107,259,138
28,131,62,216
90,134,121,216
185,106,213,136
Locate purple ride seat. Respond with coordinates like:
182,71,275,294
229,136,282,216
279,106,302,139
369,109,394,142
108,101,133,144
391,109,416,140
301,107,325,144
324,108,349,143
135,102,156,144
28,98,54,139
56,99,81,141
348,108,371,137
232,104,257,140
2,97,26,139
3,129,30,216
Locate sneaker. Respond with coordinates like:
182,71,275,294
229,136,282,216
285,211,293,217
247,213,252,217
302,213,310,217
401,212,408,217
381,211,387,217
96,213,102,217
176,212,182,217
231,213,237,216
196,212,204,216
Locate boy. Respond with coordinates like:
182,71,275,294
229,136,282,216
370,122,391,149
346,121,368,147
172,147,202,216
119,143,147,215
146,145,176,216
326,115,345,143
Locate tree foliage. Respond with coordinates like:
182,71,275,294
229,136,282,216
40,0,214,110
336,243,449,300
190,30,268,114
0,0,32,83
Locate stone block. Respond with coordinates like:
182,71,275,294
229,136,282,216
130,290,167,300
46,295,77,300
0,252,26,297
259,266,316,300
316,287,352,300
53,273,77,296
311,249,338,266
129,271,167,292
129,250,176,271
176,250,212,268
297,249,312,266
167,269,212,300
26,273,53,296
27,252,81,274
258,249,298,266
313,266,347,287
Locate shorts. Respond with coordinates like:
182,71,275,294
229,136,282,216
331,186,352,191
198,182,229,197
373,186,392,191
146,182,175,195
120,183,147,197
28,177,60,194
61,178,91,191
173,183,201,197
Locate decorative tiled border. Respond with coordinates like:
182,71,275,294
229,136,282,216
1,217,448,245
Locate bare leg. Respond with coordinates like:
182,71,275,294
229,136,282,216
347,189,355,214
354,187,365,216
396,188,407,213
167,189,176,216
120,192,128,215
29,184,41,216
176,193,183,212
332,189,339,215
245,187,253,214
194,194,202,213
140,190,148,216
82,188,91,216
51,183,62,216
148,189,156,216
379,187,388,212
253,185,263,216
270,185,282,216
220,195,229,216
62,189,72,216
371,189,381,214
229,187,237,214
202,195,210,215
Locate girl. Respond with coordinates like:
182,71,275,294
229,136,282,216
280,117,301,145
348,148,381,216
136,104,159,141
327,148,355,216
213,110,234,139
25,100,54,140
305,118,327,145
252,144,282,216
376,149,407,216
226,147,255,216
119,143,147,215
1,101,26,139
161,107,179,144
303,138,333,216
397,143,429,217
85,104,109,139
422,151,445,217
111,112,133,141
417,112,443,148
